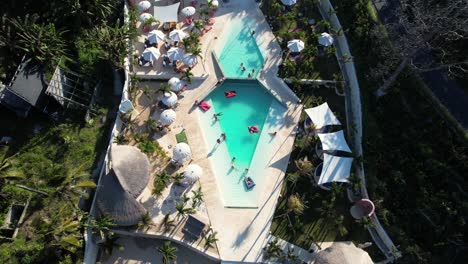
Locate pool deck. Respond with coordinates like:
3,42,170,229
128,0,302,262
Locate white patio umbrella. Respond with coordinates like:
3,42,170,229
148,30,165,44
169,30,187,42
161,92,178,107
166,47,185,61
181,6,196,17
142,47,161,61
318,32,334,46
168,77,182,91
172,142,191,163
183,164,202,184
287,39,305,52
210,0,219,7
159,109,176,126
119,99,134,114
281,0,297,6
182,53,198,66
139,13,153,22
137,0,151,12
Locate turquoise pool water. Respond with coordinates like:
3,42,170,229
210,81,272,170
218,21,264,78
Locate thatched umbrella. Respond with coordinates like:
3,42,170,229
159,109,176,126
183,164,202,184
161,92,178,107
172,142,191,163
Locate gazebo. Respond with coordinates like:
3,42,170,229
172,142,191,164
96,145,151,226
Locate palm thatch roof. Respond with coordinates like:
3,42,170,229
96,145,151,226
96,170,146,226
312,242,373,264
110,145,151,198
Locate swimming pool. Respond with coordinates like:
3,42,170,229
218,20,264,79
198,80,284,207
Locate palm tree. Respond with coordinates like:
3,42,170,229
191,20,205,35
180,67,194,84
3,14,69,67
97,234,124,255
159,83,172,95
160,214,175,232
52,164,97,206
204,231,218,248
263,238,283,260
175,201,195,219
191,187,204,209
287,194,307,216
158,241,177,264
146,119,157,133
294,156,313,177
87,216,116,238
113,134,128,145
172,173,184,186
181,193,190,205
138,212,155,231
284,247,298,263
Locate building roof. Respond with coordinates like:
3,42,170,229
96,145,151,226
6,62,47,107
96,170,147,226
312,242,373,264
110,145,151,198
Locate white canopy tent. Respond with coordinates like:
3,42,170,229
159,109,176,126
169,30,187,41
183,164,202,184
318,154,353,185
182,53,198,66
318,130,352,153
172,142,191,163
304,102,341,129
153,2,180,23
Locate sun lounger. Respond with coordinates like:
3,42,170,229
244,177,256,190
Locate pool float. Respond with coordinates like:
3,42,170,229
244,176,256,190
224,91,237,98
248,125,259,134
198,101,211,112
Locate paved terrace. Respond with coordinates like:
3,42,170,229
127,0,303,262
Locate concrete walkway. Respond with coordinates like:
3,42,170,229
318,0,401,261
